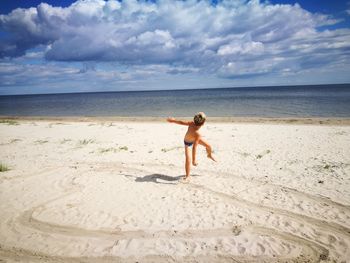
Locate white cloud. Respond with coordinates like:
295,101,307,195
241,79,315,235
218,41,264,55
0,0,349,88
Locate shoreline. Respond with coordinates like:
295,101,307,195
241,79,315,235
1,115,350,125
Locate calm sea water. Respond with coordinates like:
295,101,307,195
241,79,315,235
0,84,350,117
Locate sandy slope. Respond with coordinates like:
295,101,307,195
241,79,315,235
0,120,349,262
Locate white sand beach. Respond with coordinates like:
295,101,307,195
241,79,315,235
0,119,350,262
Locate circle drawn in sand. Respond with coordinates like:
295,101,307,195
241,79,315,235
1,163,349,262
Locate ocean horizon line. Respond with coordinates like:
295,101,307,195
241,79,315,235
1,84,350,118
1,83,349,97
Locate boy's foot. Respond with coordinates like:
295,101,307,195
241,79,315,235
180,176,190,183
207,154,217,162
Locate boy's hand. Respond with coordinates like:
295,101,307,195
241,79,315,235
167,117,175,123
192,161,198,166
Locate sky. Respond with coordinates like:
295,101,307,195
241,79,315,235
0,0,350,95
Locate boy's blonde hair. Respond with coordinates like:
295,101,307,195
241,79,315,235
194,112,206,126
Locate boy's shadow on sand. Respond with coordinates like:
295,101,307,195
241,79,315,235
135,174,200,184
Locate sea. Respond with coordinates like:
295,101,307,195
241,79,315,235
0,84,350,118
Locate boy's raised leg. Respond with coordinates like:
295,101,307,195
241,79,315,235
199,138,216,162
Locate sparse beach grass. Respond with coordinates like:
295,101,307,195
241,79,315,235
99,147,117,153
161,146,182,153
77,139,95,146
309,160,350,176
60,138,72,144
256,154,263,159
334,131,347,135
10,139,21,143
96,146,129,154
324,164,331,169
242,152,250,157
0,163,9,172
119,146,128,151
35,140,49,144
0,120,19,125
256,149,271,159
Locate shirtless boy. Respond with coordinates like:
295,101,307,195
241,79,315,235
167,112,216,181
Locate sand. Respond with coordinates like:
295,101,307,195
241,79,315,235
0,119,349,262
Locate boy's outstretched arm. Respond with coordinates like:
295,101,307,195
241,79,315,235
167,117,190,126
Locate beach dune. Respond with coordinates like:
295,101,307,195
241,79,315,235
0,119,349,262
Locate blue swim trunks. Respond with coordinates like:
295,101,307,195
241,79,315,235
184,140,194,147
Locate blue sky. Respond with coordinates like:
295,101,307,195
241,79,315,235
0,0,350,95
